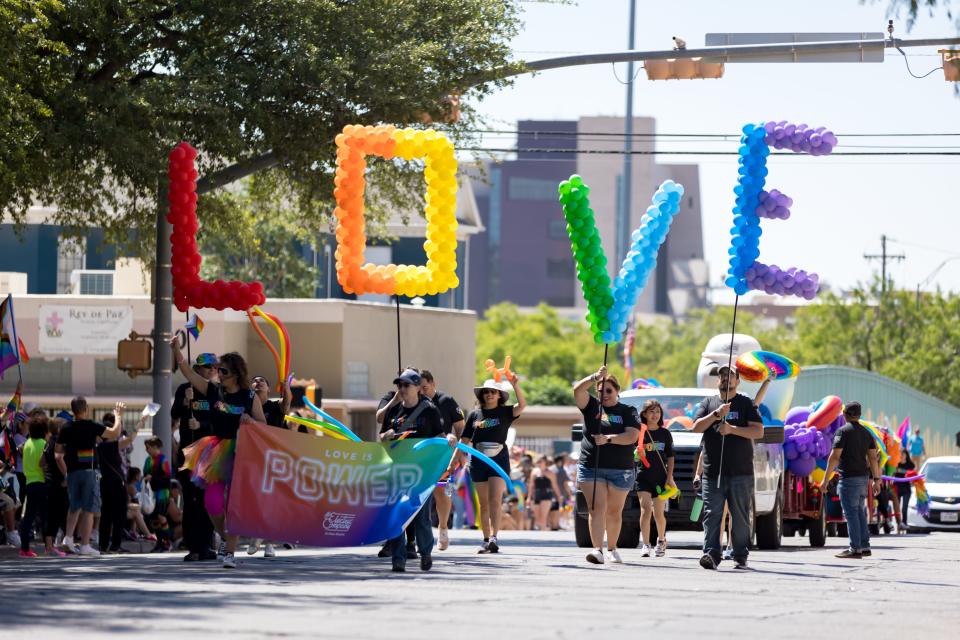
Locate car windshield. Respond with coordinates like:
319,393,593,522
924,462,960,484
619,395,704,432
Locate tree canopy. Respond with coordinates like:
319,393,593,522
0,0,523,260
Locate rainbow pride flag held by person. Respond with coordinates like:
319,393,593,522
0,294,27,380
185,313,204,341
227,422,454,546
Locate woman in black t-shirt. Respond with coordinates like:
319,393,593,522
172,339,265,569
573,366,640,565
457,376,526,554
635,400,675,558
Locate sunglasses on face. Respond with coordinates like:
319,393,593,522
482,389,499,395
600,388,617,395
217,367,232,377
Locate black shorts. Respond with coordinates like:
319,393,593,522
635,474,667,495
533,490,554,504
469,448,510,483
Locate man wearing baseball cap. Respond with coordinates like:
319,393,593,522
819,402,880,559
173,353,218,562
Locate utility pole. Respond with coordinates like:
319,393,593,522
152,173,173,458
617,0,637,268
864,234,905,296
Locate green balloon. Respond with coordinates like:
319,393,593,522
570,174,584,188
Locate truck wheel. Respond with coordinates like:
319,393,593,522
782,521,795,538
574,492,592,548
755,493,782,550
808,504,827,548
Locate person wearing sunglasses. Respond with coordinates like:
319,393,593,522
456,374,526,554
172,353,218,562
378,368,453,573
573,366,640,565
252,375,293,430
172,339,265,570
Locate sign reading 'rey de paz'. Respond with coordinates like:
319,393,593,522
38,305,134,355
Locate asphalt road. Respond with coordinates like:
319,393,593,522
3,529,959,639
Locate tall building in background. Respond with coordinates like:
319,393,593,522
468,117,707,317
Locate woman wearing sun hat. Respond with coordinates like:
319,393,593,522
456,374,526,554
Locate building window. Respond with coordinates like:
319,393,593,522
77,272,114,295
548,219,569,240
56,237,85,294
546,258,575,279
507,177,558,201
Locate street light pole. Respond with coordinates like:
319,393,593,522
619,0,637,268
152,173,173,457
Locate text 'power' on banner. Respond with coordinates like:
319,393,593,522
226,422,453,546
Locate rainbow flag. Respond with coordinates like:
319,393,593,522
185,313,204,341
897,417,911,449
0,294,26,380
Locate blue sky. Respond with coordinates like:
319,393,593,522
468,0,960,303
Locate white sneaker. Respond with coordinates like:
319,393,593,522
640,543,651,557
7,530,21,548
90,531,99,545
78,544,100,557
223,552,236,569
438,528,449,551
61,536,78,553
655,539,667,557
722,546,733,561
264,544,276,558
246,540,261,555
586,550,605,564
606,548,624,564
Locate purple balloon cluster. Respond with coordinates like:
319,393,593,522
783,406,845,476
756,189,792,220
764,121,838,156
744,263,819,300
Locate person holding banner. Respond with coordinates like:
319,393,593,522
574,367,640,565
458,375,526,554
419,370,465,551
379,368,454,573
172,339,265,570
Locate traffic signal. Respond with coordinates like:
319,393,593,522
644,58,724,80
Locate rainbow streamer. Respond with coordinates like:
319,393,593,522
284,414,353,441
859,419,890,469
303,397,362,442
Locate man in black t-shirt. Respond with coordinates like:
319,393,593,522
691,365,763,570
378,368,454,573
172,353,218,562
419,369,465,551
253,374,293,429
55,396,122,556
819,402,880,559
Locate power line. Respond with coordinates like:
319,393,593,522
459,146,960,156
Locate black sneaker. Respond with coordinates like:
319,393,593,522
377,544,391,558
405,543,419,559
835,549,862,559
420,554,433,571
733,558,749,570
184,552,200,562
699,553,718,570
391,561,406,573
860,549,872,557
200,549,219,561
478,540,492,554
488,537,499,553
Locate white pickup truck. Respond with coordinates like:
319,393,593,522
572,333,790,549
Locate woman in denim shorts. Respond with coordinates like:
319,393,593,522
574,367,641,565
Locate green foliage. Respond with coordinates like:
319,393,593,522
0,0,523,263
198,172,320,298
522,375,576,406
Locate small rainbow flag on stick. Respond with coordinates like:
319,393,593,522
185,313,204,340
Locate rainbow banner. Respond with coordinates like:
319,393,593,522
226,422,453,546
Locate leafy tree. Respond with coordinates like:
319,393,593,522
1,0,523,260
198,172,320,298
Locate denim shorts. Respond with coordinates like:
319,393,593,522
67,469,101,513
578,464,636,491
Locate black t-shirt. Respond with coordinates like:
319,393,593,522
263,399,285,428
832,421,878,479
894,456,916,497
428,391,465,435
637,425,674,481
173,383,213,461
97,437,126,485
380,398,444,439
57,419,106,473
693,393,762,479
208,384,255,439
44,439,63,485
579,396,641,470
462,405,515,444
